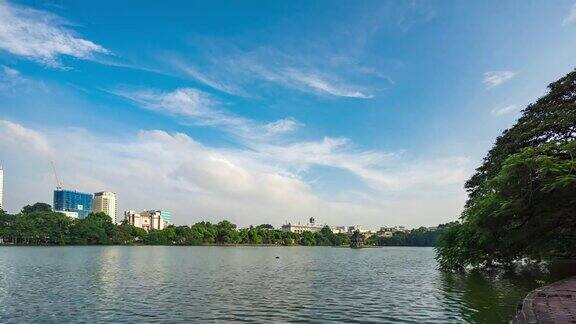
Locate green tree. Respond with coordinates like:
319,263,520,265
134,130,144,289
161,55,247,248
110,222,146,244
144,226,176,245
44,211,74,244
436,70,576,270
190,221,217,244
350,230,364,248
246,227,263,244
299,231,316,246
377,225,452,247
314,226,335,246
216,220,239,244
21,202,52,214
69,212,115,245
2,209,73,245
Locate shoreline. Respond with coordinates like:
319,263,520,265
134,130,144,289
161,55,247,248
0,243,425,248
512,275,576,323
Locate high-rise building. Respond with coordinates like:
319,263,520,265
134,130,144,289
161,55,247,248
0,166,3,211
53,189,93,219
160,210,171,225
92,191,117,222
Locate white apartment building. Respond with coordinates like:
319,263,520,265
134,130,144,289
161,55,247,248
92,191,117,223
281,217,326,233
124,210,168,231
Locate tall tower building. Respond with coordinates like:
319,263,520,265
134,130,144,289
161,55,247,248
53,189,93,219
92,191,117,223
0,166,4,210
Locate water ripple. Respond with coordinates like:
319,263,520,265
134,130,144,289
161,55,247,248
0,246,547,323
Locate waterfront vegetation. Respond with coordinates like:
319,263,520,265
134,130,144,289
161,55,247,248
370,222,454,247
436,70,576,270
0,202,450,247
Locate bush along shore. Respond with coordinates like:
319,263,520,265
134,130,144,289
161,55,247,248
0,202,450,247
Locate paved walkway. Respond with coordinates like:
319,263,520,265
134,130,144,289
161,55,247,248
513,276,576,323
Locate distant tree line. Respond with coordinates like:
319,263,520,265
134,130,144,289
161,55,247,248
0,202,455,247
0,203,355,246
0,203,147,245
368,223,455,247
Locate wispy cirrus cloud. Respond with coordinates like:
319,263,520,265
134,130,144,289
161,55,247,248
112,87,303,141
1,65,19,77
563,2,576,26
483,70,517,89
491,104,520,116
254,137,390,173
170,47,376,99
171,59,246,96
263,117,303,135
161,2,425,100
395,1,436,32
0,65,24,90
113,87,214,118
0,65,49,93
284,69,373,98
0,1,109,67
252,137,471,195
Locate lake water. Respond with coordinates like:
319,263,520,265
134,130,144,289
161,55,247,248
0,246,571,323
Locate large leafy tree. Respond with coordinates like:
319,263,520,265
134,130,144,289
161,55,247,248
436,70,576,270
216,220,240,244
70,212,115,245
21,202,52,214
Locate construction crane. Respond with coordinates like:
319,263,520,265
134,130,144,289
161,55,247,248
50,161,63,190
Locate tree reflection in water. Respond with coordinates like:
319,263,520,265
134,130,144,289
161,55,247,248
440,262,576,323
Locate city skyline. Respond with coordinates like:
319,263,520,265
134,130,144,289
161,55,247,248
1,0,576,227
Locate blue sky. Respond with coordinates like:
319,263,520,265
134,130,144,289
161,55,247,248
1,0,575,227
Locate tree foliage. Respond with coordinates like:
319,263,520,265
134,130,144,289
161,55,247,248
374,224,454,247
21,202,52,214
436,70,576,270
0,205,349,247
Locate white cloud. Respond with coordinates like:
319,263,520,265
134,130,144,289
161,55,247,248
0,1,109,66
264,118,304,135
0,120,471,228
1,65,19,77
491,104,520,116
0,65,26,91
284,69,373,98
112,87,302,141
248,63,375,99
0,121,321,225
171,59,246,96
253,138,471,194
171,48,376,99
114,87,213,118
563,3,576,25
483,70,517,89
254,137,388,173
0,120,51,155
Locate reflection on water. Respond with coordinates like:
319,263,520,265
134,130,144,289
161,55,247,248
0,246,573,323
441,262,576,323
